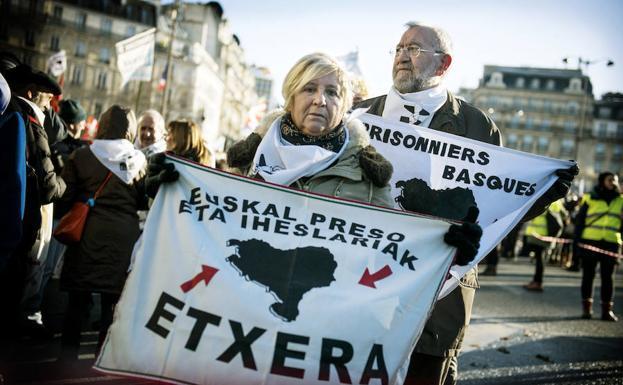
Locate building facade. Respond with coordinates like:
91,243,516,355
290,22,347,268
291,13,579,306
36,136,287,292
0,0,157,118
470,65,598,189
592,92,623,177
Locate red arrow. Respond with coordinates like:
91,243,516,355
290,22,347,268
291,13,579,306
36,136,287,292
180,265,219,293
358,265,393,289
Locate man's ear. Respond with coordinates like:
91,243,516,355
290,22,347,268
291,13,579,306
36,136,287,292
436,54,452,76
26,89,33,100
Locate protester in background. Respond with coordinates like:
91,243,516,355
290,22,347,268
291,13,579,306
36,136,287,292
354,22,577,385
165,119,214,167
20,99,90,337
0,63,66,346
523,199,566,291
481,248,499,276
136,109,166,157
351,76,369,105
575,172,621,322
59,105,148,360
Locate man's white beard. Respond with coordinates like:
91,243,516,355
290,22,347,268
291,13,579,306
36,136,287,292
393,68,440,93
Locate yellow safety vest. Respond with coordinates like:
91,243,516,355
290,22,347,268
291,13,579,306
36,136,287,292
526,199,565,238
526,211,548,237
581,194,623,245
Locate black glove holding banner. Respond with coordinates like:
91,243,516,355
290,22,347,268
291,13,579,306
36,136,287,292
145,152,179,199
544,163,579,203
444,206,482,266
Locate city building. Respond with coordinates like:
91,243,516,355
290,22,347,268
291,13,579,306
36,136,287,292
0,0,157,118
470,65,597,189
592,92,623,176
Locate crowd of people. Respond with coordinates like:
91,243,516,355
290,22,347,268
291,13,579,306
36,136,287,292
0,20,615,385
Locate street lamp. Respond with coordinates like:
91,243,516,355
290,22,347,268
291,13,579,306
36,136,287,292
561,57,614,191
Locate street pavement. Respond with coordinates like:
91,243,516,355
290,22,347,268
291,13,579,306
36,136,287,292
1,257,621,384
459,257,623,385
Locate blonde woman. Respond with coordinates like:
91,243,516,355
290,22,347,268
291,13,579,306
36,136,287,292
165,120,213,167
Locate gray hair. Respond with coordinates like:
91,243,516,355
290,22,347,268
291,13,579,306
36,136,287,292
404,21,453,56
138,109,165,135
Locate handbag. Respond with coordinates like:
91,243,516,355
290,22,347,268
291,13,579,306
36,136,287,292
53,172,112,244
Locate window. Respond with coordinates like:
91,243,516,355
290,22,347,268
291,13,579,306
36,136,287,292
25,29,35,47
614,145,623,160
96,70,108,90
126,25,136,37
71,65,84,85
99,47,110,64
486,72,504,88
530,78,540,90
618,124,623,139
567,102,579,115
76,12,87,29
50,35,60,51
543,100,552,113
595,143,606,160
506,133,518,149
537,137,549,154
595,122,607,138
75,41,86,57
563,121,577,133
561,139,575,157
567,78,582,92
525,117,534,130
598,107,612,119
101,18,112,34
53,5,63,20
94,103,103,118
521,135,533,152
541,120,551,131
515,77,525,88
546,79,555,91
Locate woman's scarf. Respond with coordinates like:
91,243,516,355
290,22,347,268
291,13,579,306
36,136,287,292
252,114,349,186
90,139,146,184
382,84,447,127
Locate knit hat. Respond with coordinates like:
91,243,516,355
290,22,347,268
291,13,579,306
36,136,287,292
59,99,86,124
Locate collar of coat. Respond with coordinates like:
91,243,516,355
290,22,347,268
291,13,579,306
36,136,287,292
227,109,392,187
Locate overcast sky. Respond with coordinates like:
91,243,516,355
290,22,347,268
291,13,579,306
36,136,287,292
179,0,622,103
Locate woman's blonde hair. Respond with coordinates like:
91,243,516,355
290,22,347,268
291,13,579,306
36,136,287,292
167,120,212,166
282,52,352,121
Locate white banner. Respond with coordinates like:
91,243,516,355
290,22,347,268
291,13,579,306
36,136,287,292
46,50,66,77
115,28,155,88
357,113,574,297
95,154,458,385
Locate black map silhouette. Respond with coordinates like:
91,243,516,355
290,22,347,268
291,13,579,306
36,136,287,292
226,239,337,322
395,178,477,220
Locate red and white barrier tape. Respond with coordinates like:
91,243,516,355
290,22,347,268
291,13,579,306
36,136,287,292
530,234,622,259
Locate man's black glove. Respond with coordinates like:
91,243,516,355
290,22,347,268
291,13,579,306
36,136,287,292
444,206,482,266
145,152,179,199
543,163,580,203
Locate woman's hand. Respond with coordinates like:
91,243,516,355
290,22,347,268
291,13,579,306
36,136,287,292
145,153,179,198
444,206,482,266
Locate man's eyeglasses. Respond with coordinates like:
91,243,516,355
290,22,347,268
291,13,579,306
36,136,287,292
390,45,444,58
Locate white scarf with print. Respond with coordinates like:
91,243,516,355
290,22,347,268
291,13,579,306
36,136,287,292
90,139,146,184
252,116,349,186
382,84,448,128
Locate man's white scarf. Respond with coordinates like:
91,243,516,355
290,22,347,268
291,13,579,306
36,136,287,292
18,96,46,126
252,116,349,186
139,139,167,158
382,84,447,128
90,139,146,184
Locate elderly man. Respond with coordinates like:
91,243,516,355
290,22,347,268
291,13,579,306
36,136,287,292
356,22,577,385
0,63,66,350
136,109,166,157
